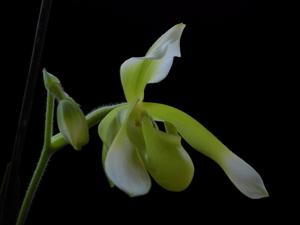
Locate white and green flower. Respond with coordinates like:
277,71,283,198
98,23,269,199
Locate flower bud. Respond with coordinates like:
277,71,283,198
43,69,66,100
57,99,89,150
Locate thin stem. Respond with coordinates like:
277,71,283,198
16,93,54,225
44,94,54,150
86,105,122,128
15,149,50,225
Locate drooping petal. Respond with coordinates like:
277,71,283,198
141,115,194,192
104,126,151,197
120,23,185,102
144,102,226,159
143,102,269,199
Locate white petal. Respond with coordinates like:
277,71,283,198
146,23,185,59
104,126,151,197
147,56,173,84
147,23,186,83
220,151,269,199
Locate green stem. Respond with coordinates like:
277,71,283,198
16,92,54,225
16,149,51,225
16,102,123,225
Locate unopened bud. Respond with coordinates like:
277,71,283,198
43,69,66,100
57,99,89,150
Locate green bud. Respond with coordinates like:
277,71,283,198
43,69,66,100
57,99,89,150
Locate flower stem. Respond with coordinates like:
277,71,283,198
15,149,51,225
16,103,123,225
16,91,54,225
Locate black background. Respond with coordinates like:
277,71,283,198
1,0,295,224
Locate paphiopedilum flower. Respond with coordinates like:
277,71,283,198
98,23,269,198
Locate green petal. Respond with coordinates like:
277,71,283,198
143,102,269,198
144,102,225,159
104,126,151,197
98,105,125,153
120,23,185,102
141,115,194,192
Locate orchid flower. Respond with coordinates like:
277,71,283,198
98,23,269,198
